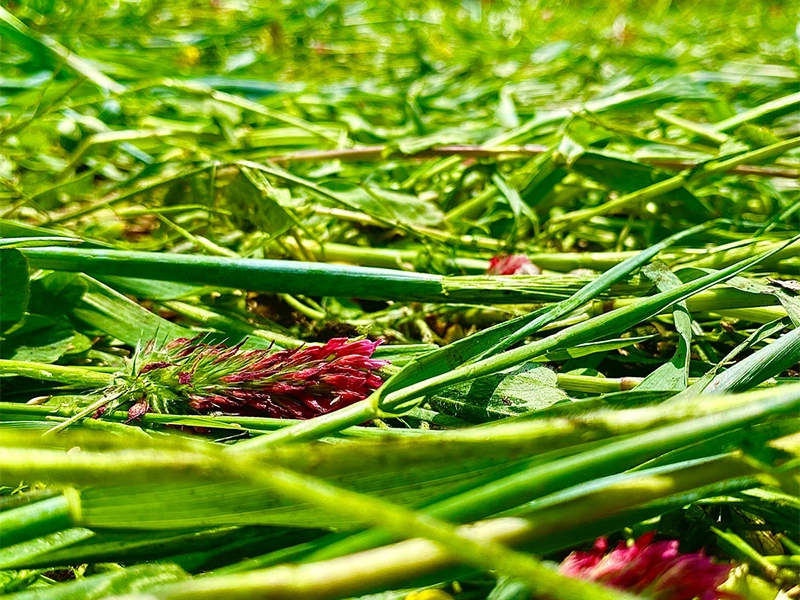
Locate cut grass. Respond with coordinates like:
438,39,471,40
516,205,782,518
0,0,798,598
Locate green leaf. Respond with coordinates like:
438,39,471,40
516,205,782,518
703,326,800,395
343,183,445,228
520,149,568,207
673,318,791,401
0,237,82,249
17,526,250,569
224,167,295,236
428,365,568,423
487,577,533,600
72,276,189,347
727,276,800,327
0,495,72,550
96,276,203,301
492,173,538,242
27,272,87,317
0,316,82,363
0,249,30,326
496,87,520,129
5,564,188,600
637,261,692,391
570,149,699,206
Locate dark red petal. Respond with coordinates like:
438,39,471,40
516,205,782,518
126,400,150,422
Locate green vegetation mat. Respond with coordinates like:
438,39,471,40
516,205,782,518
0,0,798,598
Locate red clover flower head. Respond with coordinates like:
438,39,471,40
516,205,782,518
114,336,388,421
559,532,738,600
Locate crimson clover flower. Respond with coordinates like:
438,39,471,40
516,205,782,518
104,336,388,421
559,532,738,600
487,254,541,275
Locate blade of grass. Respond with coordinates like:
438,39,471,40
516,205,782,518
478,220,717,358
549,136,800,229
0,360,113,388
712,90,800,132
0,528,94,570
0,7,125,94
703,326,800,395
0,495,73,550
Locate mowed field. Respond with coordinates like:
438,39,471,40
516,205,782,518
0,1,799,599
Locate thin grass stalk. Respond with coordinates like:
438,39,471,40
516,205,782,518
0,495,72,549
0,360,114,388
222,465,641,600
159,301,302,349
479,221,718,357
269,143,800,178
703,326,800,395
3,388,793,491
376,237,798,411
549,136,800,228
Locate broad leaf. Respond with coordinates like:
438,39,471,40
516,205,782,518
0,249,29,326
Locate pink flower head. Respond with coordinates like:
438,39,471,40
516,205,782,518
487,254,541,275
560,532,737,600
125,336,388,421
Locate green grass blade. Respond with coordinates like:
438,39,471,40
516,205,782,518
0,528,94,570
703,326,800,395
0,495,72,550
0,7,125,94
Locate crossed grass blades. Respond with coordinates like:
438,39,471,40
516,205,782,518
1,0,800,599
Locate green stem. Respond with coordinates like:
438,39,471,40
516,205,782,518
308,391,800,562
310,454,759,563
161,301,301,348
43,164,214,226
22,247,445,302
228,400,377,451
712,527,781,581
481,221,718,357
287,238,488,272
258,470,640,600
0,401,425,439
0,495,73,549
654,109,729,144
0,360,113,387
445,185,499,221
42,391,124,436
279,294,326,321
550,136,800,228
713,90,800,132
150,462,639,600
